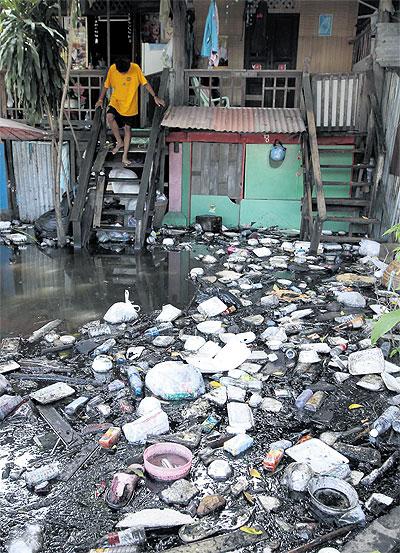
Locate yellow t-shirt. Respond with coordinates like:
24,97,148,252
104,63,148,116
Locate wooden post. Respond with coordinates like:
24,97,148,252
172,0,187,105
379,0,393,22
106,0,111,67
0,71,7,117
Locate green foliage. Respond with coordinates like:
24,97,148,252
0,0,66,122
383,223,400,261
371,308,400,345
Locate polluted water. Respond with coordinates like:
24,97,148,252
0,220,399,553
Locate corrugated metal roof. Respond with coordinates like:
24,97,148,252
161,107,306,134
0,117,50,140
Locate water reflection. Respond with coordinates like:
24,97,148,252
0,245,195,338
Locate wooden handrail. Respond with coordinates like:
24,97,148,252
302,70,326,253
71,106,103,248
134,68,169,250
302,72,326,221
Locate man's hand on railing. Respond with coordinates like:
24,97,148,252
154,96,166,108
94,99,103,109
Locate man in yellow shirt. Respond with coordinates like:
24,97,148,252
96,58,165,167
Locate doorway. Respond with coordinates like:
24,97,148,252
244,12,300,70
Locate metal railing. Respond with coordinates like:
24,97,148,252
184,69,303,109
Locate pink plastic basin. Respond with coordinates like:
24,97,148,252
144,442,193,481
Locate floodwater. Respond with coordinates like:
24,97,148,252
0,244,196,338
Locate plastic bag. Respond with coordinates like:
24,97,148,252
97,230,130,243
359,239,380,257
34,195,69,239
145,361,205,400
103,290,140,324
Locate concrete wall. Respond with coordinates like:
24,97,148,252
193,0,358,73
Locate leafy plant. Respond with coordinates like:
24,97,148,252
371,308,400,344
0,0,79,247
0,0,66,122
383,223,400,261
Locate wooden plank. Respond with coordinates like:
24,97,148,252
375,23,400,67
302,71,326,254
328,75,334,132
93,174,106,228
34,404,84,448
191,142,201,194
218,144,229,196
71,107,102,248
342,76,350,131
135,69,169,250
202,143,211,194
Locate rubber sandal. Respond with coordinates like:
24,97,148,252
105,465,143,510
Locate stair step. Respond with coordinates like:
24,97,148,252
312,198,370,207
107,178,140,182
104,192,140,198
320,235,365,243
320,163,371,169
101,209,136,215
318,148,363,154
322,181,370,187
96,225,137,234
103,161,144,168
324,216,379,224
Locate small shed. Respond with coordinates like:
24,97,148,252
162,106,306,229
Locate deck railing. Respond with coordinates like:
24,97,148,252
184,69,303,109
311,73,365,132
3,68,161,127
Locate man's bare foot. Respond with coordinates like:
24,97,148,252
112,141,123,155
122,158,132,167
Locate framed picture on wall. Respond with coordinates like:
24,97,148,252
318,14,333,37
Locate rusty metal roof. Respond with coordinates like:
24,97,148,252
0,117,50,141
161,106,305,134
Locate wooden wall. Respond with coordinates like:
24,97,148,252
193,0,245,69
373,70,400,238
193,0,358,73
296,0,358,73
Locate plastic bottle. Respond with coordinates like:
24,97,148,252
392,416,400,433
144,322,174,339
114,351,126,365
295,389,313,409
97,527,146,547
126,367,143,397
89,547,139,553
370,406,400,438
8,524,43,553
24,463,60,488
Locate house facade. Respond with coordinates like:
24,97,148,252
0,0,399,252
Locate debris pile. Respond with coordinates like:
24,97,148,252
1,227,400,553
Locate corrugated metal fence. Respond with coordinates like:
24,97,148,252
374,70,400,238
12,141,70,222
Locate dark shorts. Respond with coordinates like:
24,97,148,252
107,106,139,128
